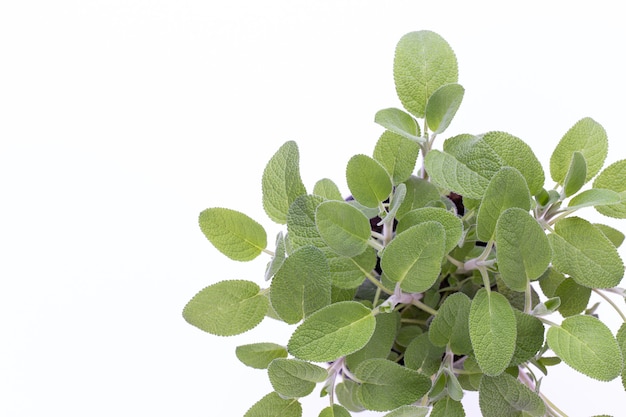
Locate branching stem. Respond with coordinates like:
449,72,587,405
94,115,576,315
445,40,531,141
593,288,626,322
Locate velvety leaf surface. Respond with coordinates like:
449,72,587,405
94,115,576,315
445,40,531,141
567,188,621,210
199,208,267,261
563,151,587,197
346,154,392,208
382,405,429,417
318,405,352,417
593,159,626,218
428,292,472,355
423,149,490,199
315,200,371,257
346,312,400,370
425,83,464,134
396,207,462,253
374,108,421,142
509,310,544,366
373,131,420,185
268,358,327,398
313,178,343,201
404,333,445,376
236,343,288,369
244,392,302,417
478,373,546,417
430,397,465,417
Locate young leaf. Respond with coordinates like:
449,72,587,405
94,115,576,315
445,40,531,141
425,83,465,134
313,178,343,201
315,200,371,257
383,405,429,417
593,159,626,218
554,278,591,317
562,151,587,197
328,247,377,289
319,404,351,417
477,167,531,242
495,207,551,292
268,358,328,398
594,223,625,248
244,392,302,417
396,176,442,219
550,117,608,185
394,30,458,118
567,188,621,210
423,149,490,199
469,289,517,376
380,221,446,293
236,343,288,369
335,380,365,413
183,280,268,336
404,333,446,376
288,301,376,362
262,141,307,224
428,292,472,355
265,231,286,280
430,396,465,417
548,216,624,288
355,358,431,411
287,195,327,251
396,207,463,253
509,310,545,366
374,108,422,142
270,245,331,324
199,208,267,261
373,131,420,185
546,315,622,381
346,154,393,208
346,311,400,371
379,183,406,225
478,373,546,417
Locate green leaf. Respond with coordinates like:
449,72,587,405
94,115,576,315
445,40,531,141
496,208,551,291
381,221,446,293
287,195,327,251
394,31,458,118
563,151,587,197
346,154,393,208
262,141,307,224
329,247,377,289
567,188,621,210
315,200,371,257
594,223,625,248
550,118,608,184
428,292,472,355
268,358,328,398
373,131,420,186
423,149,490,199
509,311,544,367
554,278,591,317
546,315,622,381
335,380,365,412
430,397,465,417
355,358,431,411
379,183,406,225
374,108,422,142
617,323,626,390
346,312,400,371
288,301,376,362
396,207,463,253
396,176,442,219
383,405,429,417
270,246,331,324
313,178,343,201
538,267,566,298
469,289,517,376
319,405,351,417
265,232,286,280
183,280,268,336
548,216,624,288
244,392,302,417
478,373,546,417
404,333,445,376
198,208,267,261
477,167,531,241
425,83,465,134
236,343,288,369
593,159,626,218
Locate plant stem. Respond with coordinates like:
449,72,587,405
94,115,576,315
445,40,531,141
262,248,275,256
593,288,626,322
363,271,393,295
412,299,438,316
524,281,533,314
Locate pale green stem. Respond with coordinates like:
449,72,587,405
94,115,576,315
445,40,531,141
412,299,438,316
363,271,394,295
593,288,626,322
372,286,382,308
262,248,275,256
524,281,533,314
540,392,569,417
478,266,491,292
367,238,385,252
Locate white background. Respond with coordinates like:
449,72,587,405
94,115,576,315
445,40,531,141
1,1,626,416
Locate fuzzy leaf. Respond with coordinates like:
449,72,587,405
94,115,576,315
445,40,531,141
244,392,302,417
199,208,267,261
554,278,591,317
397,207,463,253
496,207,551,291
478,373,546,417
469,289,517,376
265,232,286,280
550,118,608,184
288,302,376,362
355,359,431,411
428,292,472,355
477,167,531,241
593,159,626,218
268,359,328,398
567,188,621,210
236,343,288,369
404,333,445,376
319,405,352,417
548,216,624,288
346,312,400,370
546,315,622,381
316,200,371,257
423,149,490,199
313,178,343,201
381,221,446,293
374,108,422,142
287,195,327,250
183,280,268,336
509,311,544,366
346,154,392,208
594,223,625,248
563,151,587,197
394,31,458,118
335,380,365,412
396,176,442,218
373,131,420,185
425,83,465,134
383,405,429,417
270,246,331,324
430,397,465,417
617,323,626,390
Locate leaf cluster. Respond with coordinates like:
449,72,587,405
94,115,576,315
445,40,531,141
184,31,626,417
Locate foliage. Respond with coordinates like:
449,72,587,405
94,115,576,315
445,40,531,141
183,30,626,416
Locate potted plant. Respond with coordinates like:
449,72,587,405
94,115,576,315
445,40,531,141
183,30,626,417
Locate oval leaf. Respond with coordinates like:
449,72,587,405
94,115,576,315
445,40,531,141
428,292,472,355
319,405,352,417
567,188,621,210
423,149,490,200
313,178,343,201
288,301,376,362
546,315,622,381
396,207,463,253
244,392,302,417
479,373,546,417
593,159,626,218
346,154,393,208
315,200,371,257
183,280,268,336
199,208,267,261
425,83,465,134
373,131,420,186
374,108,422,142
469,289,517,376
563,151,587,197
268,358,328,398
236,343,288,369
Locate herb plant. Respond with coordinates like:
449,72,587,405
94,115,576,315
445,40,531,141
183,31,626,417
